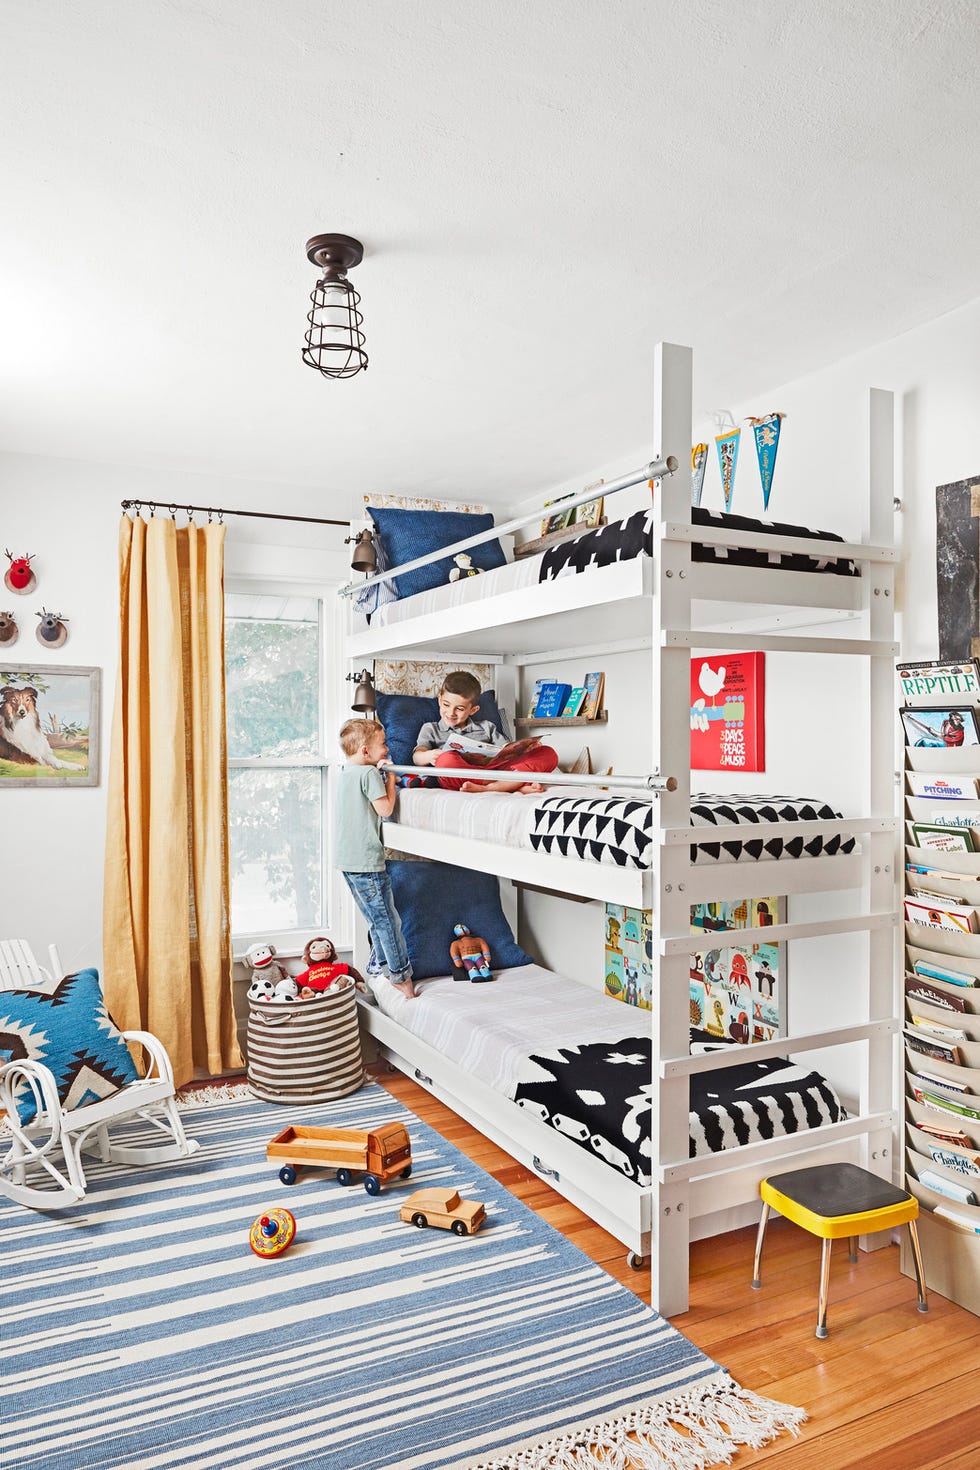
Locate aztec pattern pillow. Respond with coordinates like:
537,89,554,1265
367,506,507,600
0,968,140,1124
538,507,858,582
514,1035,846,1184
689,794,855,864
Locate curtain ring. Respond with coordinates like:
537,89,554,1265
218,508,225,524
207,508,213,524
169,503,178,520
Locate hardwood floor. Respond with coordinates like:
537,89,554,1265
373,1064,980,1469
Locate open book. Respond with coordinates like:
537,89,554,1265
441,733,543,768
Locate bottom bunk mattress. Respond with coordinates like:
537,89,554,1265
365,965,846,1187
393,785,857,870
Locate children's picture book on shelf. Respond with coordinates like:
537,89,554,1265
532,681,572,718
912,957,978,988
562,687,587,717
904,1025,961,1064
901,704,980,747
905,973,969,1011
582,671,605,720
574,486,604,528
898,658,980,706
910,821,976,852
540,496,575,536
908,771,980,801
690,652,765,772
904,895,980,933
915,1118,976,1149
912,1082,980,1123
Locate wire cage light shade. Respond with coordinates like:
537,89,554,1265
303,233,368,379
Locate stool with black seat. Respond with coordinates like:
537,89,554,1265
751,1162,928,1338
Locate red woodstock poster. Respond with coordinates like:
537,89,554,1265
690,652,765,772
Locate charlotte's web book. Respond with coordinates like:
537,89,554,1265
898,658,980,706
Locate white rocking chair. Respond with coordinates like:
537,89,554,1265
0,942,199,1209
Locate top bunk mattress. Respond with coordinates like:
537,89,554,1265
393,786,857,869
365,506,860,629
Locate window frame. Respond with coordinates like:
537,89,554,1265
224,574,351,960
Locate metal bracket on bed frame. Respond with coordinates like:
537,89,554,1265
532,1155,560,1181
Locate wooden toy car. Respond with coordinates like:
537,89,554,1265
267,1122,412,1195
399,1187,486,1236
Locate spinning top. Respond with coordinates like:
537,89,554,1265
0,611,18,646
248,1207,297,1258
4,551,36,596
35,609,69,649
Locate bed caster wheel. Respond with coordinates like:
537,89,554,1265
627,1252,647,1271
279,1165,297,1186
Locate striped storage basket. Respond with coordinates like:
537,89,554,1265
246,987,366,1105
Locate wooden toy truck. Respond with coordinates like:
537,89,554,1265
266,1122,412,1195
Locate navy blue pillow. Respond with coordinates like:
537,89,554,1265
388,859,534,979
368,506,507,599
376,689,506,770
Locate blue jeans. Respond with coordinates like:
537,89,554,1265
343,870,413,986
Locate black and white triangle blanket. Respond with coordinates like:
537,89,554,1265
528,791,854,869
514,1035,847,1185
538,506,859,581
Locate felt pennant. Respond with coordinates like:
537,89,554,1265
747,412,786,511
691,443,708,507
715,427,741,511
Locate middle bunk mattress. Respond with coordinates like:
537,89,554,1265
365,965,846,1187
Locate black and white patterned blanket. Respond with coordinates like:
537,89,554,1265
528,792,854,869
538,507,859,581
514,1034,847,1185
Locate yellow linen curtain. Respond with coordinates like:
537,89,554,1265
103,516,242,1085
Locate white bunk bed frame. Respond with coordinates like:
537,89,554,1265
341,343,900,1316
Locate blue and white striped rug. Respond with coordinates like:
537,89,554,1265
1,1085,804,1470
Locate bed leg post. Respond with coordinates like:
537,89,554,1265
650,1181,690,1318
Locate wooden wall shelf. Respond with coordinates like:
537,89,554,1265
515,713,607,729
513,518,608,560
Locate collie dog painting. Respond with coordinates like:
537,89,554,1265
0,666,100,786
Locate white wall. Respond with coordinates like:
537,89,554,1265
0,451,353,975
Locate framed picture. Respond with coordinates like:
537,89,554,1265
0,664,101,786
690,651,765,772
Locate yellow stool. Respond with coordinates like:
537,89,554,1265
752,1162,928,1338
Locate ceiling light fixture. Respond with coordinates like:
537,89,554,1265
302,233,368,379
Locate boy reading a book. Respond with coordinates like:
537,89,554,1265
413,671,559,793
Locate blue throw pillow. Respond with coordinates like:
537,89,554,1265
388,859,534,979
376,689,506,770
0,968,140,1123
368,506,507,600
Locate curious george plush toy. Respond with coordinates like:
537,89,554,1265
449,923,493,983
295,936,354,994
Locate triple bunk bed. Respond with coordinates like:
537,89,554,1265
340,342,900,1317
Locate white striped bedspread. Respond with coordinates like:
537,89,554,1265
394,787,856,870
367,967,846,1187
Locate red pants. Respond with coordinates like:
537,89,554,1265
434,745,559,791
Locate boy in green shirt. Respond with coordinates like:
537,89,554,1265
335,718,416,999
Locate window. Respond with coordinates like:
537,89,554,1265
225,589,345,952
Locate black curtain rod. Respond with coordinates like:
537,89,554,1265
120,498,348,528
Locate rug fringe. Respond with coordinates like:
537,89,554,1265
176,1081,254,1107
465,1375,806,1470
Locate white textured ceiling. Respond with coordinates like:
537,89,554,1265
2,0,978,509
